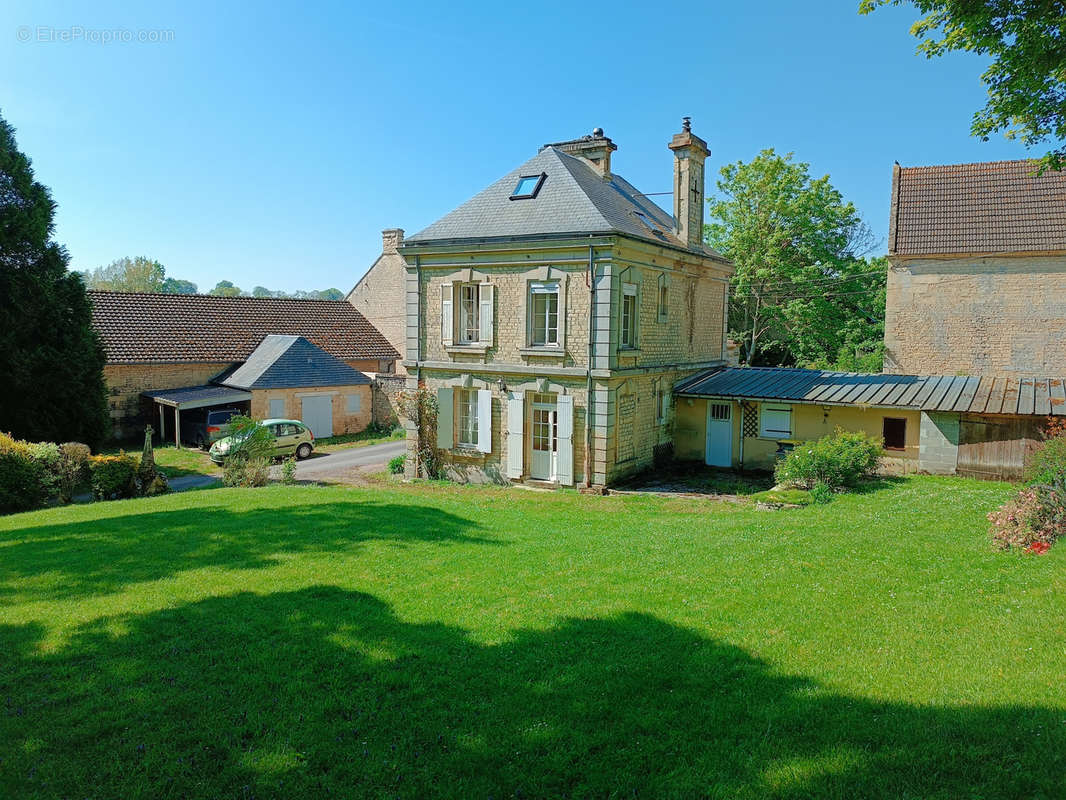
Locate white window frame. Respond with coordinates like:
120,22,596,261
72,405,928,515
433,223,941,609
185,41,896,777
457,388,479,447
759,404,793,439
620,282,638,348
529,281,561,348
458,284,480,345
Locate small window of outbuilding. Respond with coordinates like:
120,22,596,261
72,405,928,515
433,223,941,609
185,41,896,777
759,405,792,439
883,417,906,451
346,393,361,413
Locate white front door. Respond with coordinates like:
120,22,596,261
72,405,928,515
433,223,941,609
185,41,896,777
530,397,557,480
301,395,333,439
705,402,733,467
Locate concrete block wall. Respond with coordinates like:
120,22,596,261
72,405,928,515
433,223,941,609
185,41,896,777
918,411,960,474
886,255,1066,375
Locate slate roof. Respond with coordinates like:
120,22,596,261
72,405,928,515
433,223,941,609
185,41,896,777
89,291,399,364
221,335,370,389
676,366,1066,416
889,159,1066,256
406,146,728,261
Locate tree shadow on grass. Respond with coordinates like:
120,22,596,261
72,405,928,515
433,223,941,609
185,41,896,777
0,501,494,602
1,587,1062,798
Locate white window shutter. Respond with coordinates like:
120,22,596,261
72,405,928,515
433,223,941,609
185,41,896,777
441,283,453,347
506,394,524,478
478,283,494,345
476,389,492,453
556,395,574,486
558,278,567,350
436,387,453,449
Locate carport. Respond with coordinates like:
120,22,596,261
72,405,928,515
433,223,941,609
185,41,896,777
142,385,252,448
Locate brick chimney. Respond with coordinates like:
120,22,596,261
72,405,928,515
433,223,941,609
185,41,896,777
668,117,709,249
542,128,617,176
381,228,404,254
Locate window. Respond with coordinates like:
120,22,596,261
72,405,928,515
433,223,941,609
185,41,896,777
457,389,479,447
883,417,906,451
268,397,285,419
346,393,361,413
510,172,547,200
759,405,792,439
459,284,480,344
657,273,668,321
529,282,560,346
656,384,668,425
621,283,638,348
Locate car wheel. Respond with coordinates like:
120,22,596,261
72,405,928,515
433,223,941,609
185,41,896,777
296,443,312,460
196,435,206,450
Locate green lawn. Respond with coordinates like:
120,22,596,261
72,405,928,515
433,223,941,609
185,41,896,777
314,425,405,453
1,476,1063,798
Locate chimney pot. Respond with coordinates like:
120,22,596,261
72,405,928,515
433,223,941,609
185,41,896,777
543,129,618,177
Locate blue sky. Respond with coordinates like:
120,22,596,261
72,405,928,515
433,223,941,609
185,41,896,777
0,0,1041,294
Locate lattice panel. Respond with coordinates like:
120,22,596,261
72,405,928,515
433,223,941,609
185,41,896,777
742,402,759,438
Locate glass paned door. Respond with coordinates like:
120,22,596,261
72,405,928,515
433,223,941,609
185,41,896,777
530,394,557,480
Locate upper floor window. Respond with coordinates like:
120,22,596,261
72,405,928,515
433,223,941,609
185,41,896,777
442,281,494,347
529,282,560,347
657,273,668,322
620,283,638,348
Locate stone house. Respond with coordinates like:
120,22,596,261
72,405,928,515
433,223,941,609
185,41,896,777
399,121,734,487
673,158,1066,480
89,291,397,442
347,228,409,375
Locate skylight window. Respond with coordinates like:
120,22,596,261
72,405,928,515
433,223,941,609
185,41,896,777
510,172,546,200
634,211,659,232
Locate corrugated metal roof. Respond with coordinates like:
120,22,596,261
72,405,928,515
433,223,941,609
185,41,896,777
141,385,252,410
675,367,1066,416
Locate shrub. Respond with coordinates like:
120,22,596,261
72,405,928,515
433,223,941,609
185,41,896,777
1025,428,1066,486
809,482,835,505
225,416,275,462
774,429,882,490
0,432,48,514
388,454,406,475
987,487,1063,552
281,456,297,484
222,457,270,488
27,441,61,500
88,453,138,500
57,442,91,503
136,426,169,496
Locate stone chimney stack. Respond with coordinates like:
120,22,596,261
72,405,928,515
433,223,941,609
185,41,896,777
668,117,709,249
381,228,404,254
542,128,617,177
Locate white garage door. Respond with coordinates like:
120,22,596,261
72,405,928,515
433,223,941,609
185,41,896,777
301,395,333,438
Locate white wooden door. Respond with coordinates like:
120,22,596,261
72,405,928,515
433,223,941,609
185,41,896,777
705,402,733,467
301,395,334,439
530,397,557,480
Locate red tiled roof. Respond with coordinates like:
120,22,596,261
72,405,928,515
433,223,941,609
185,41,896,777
889,159,1066,256
88,291,399,364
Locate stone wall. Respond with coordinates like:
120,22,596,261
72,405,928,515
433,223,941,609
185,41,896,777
372,374,405,427
103,362,232,441
885,255,1066,375
348,230,408,375
250,384,373,436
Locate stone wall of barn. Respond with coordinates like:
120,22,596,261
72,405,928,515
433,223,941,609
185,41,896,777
103,362,232,442
885,255,1066,376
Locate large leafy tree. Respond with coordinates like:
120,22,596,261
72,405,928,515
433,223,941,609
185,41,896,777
0,112,109,446
706,149,886,370
82,256,166,292
860,0,1066,169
